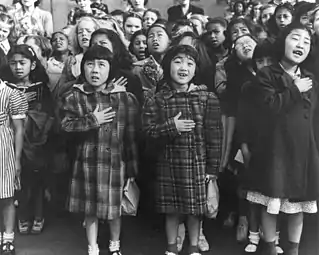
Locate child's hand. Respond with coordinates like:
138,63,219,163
25,92,37,102
15,160,21,177
294,77,312,93
93,106,116,125
44,189,51,202
173,112,195,133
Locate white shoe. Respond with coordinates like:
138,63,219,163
88,245,99,255
276,245,284,254
165,252,177,255
245,243,258,253
198,231,209,252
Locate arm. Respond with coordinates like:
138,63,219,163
12,119,24,176
125,94,140,178
142,96,180,139
205,94,223,175
61,91,100,132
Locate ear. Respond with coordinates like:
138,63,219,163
31,61,36,71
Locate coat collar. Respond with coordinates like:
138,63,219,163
159,82,207,99
73,82,126,95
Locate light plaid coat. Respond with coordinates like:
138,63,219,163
61,83,139,220
143,83,222,215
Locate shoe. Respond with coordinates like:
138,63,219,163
17,220,31,235
165,252,177,255
189,253,201,255
1,242,15,255
88,245,99,255
198,231,209,252
236,216,248,242
276,246,284,254
31,219,45,234
245,243,258,253
177,223,185,252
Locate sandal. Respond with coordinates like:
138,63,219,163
1,241,15,255
31,219,45,234
17,220,31,235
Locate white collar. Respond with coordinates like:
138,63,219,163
0,40,10,55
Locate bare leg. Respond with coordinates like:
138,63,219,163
261,207,277,255
187,215,200,253
165,213,179,253
3,199,15,234
85,216,99,248
286,213,303,255
109,217,121,241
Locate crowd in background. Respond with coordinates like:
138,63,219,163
0,0,318,255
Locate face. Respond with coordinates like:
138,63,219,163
9,54,35,81
51,33,69,52
124,17,142,40
261,6,275,25
170,53,196,86
0,22,11,43
253,5,261,18
77,20,96,50
147,26,170,55
24,38,42,61
131,0,144,9
21,0,37,7
235,3,244,14
300,13,312,29
235,35,257,62
84,59,110,89
113,15,124,28
77,0,92,10
132,34,147,60
275,9,292,30
143,11,158,30
191,19,203,35
230,23,250,42
177,0,190,6
313,11,319,36
284,29,311,65
91,33,113,53
207,23,226,48
255,57,273,70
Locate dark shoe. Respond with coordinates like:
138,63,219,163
31,219,45,234
17,220,31,235
1,242,15,255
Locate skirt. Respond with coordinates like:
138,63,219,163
246,191,317,214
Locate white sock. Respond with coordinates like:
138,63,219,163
109,240,120,252
248,231,260,245
275,231,280,245
3,232,14,244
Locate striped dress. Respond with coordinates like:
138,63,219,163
0,80,28,199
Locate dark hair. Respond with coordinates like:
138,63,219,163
161,45,199,83
23,35,52,59
3,44,48,84
293,2,315,23
110,9,125,16
275,22,313,61
80,45,114,83
51,31,70,56
171,19,199,38
128,30,148,56
253,40,276,60
206,17,228,30
123,12,143,27
90,28,133,70
143,8,161,19
19,0,41,7
147,19,170,38
233,1,246,16
225,18,255,48
90,2,109,14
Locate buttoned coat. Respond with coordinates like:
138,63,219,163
246,63,319,201
143,83,222,215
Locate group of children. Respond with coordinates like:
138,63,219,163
0,0,318,255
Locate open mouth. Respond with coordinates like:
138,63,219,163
152,42,159,49
293,50,303,57
178,73,188,78
82,38,89,44
91,76,99,82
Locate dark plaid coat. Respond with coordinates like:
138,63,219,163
143,83,222,215
61,83,139,220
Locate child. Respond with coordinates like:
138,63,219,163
123,12,143,42
129,30,148,61
128,0,148,16
246,22,319,255
0,13,14,55
259,4,275,28
143,8,161,30
0,47,27,255
2,44,54,236
189,14,208,36
110,10,125,29
142,44,222,255
68,0,93,25
237,41,283,254
47,31,70,92
167,0,204,23
61,45,139,255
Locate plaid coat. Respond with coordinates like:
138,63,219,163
61,83,139,220
143,83,222,215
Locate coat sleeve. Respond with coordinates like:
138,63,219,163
61,91,100,132
255,69,302,114
205,93,223,175
125,94,140,178
142,96,180,139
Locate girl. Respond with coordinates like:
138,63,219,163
233,1,245,19
54,16,100,99
0,46,27,255
142,44,222,255
2,44,54,235
61,44,139,255
143,8,161,30
293,2,315,30
12,0,53,38
248,2,262,24
246,23,319,255
129,30,148,61
128,0,148,16
47,31,70,92
259,4,276,28
123,13,143,42
0,12,14,55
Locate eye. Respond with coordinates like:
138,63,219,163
188,62,194,67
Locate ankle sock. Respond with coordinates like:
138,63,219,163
109,240,120,252
263,241,277,255
3,232,14,244
249,231,260,245
286,241,299,255
275,231,280,245
167,243,178,254
188,245,199,254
